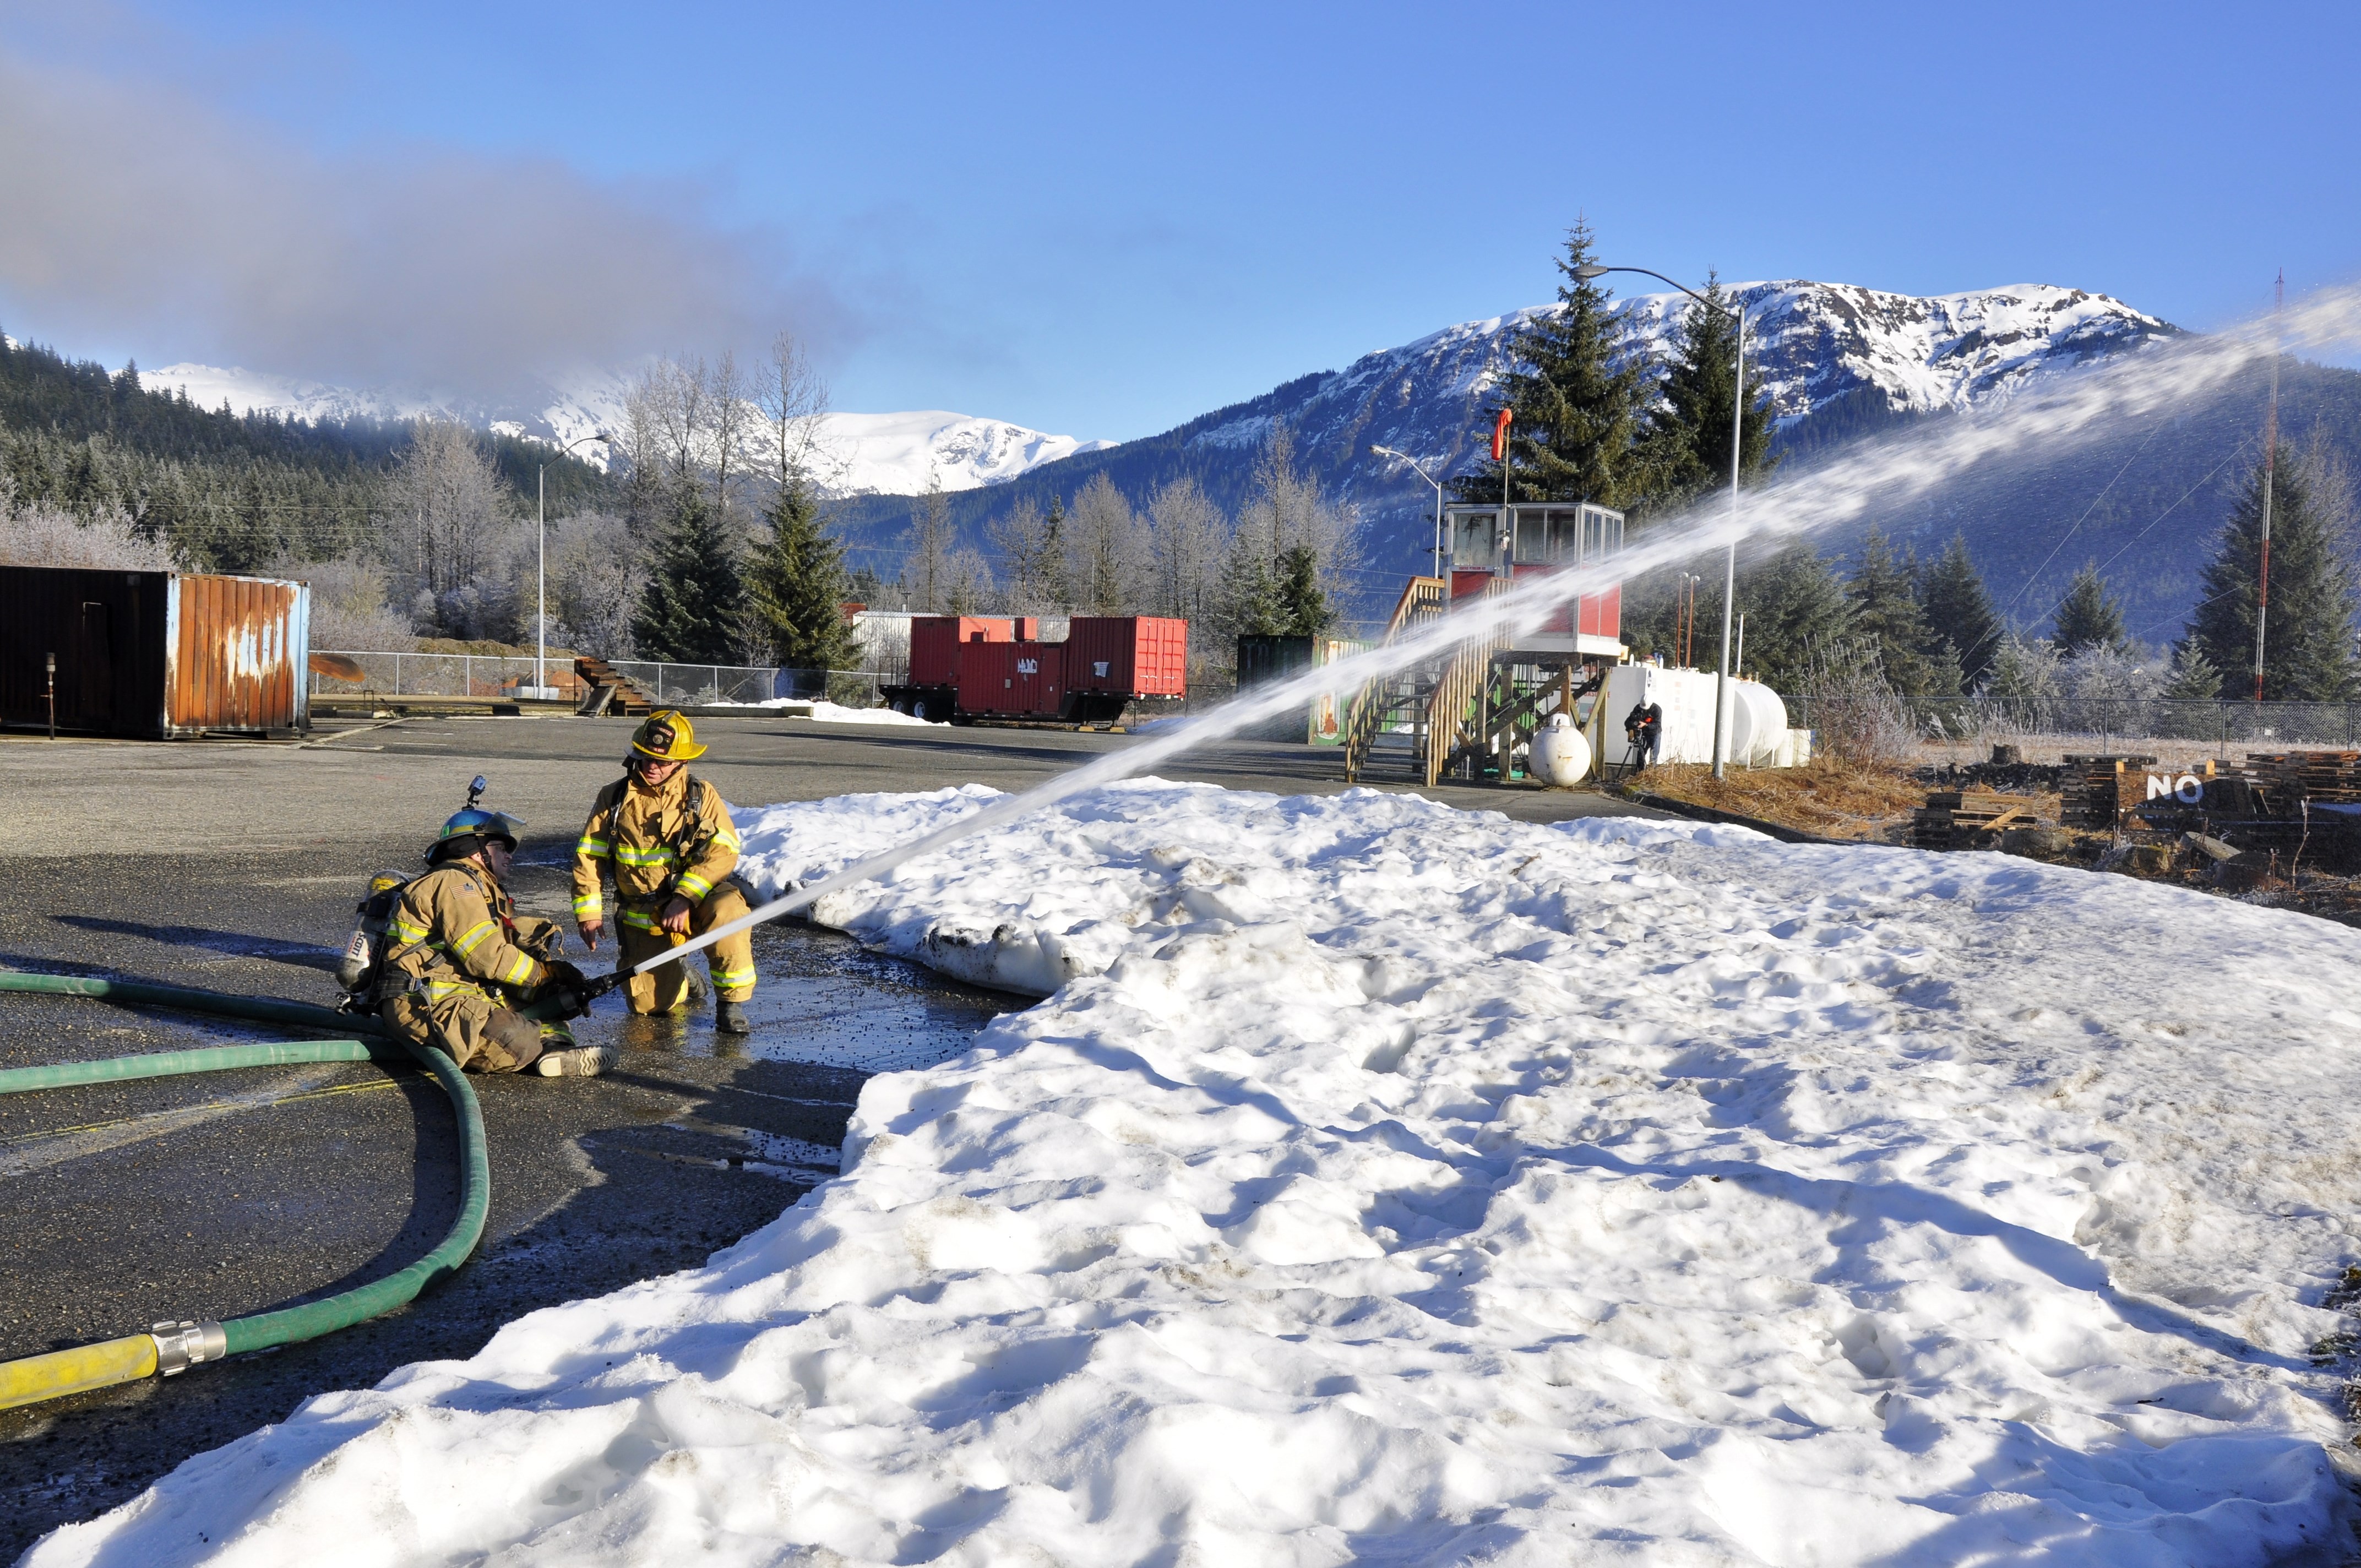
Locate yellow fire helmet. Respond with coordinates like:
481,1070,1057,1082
630,709,708,761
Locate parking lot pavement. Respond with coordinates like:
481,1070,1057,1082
0,715,1653,1556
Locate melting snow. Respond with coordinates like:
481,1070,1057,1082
32,781,2361,1566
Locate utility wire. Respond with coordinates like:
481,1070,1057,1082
2003,417,2167,615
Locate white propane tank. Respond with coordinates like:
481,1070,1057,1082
1529,712,1593,786
1735,681,1789,766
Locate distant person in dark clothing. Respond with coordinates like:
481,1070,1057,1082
1624,700,1663,771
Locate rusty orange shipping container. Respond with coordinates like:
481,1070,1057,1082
1,566,311,738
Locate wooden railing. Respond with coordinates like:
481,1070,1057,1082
1422,579,1515,787
1342,576,1446,783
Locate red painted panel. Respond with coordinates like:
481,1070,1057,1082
1066,616,1189,697
910,617,1013,685
1449,569,1495,603
957,640,1065,717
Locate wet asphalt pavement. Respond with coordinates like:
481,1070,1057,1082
0,713,1653,1559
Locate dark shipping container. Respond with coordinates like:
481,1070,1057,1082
1,567,310,737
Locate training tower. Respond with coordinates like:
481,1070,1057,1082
1343,501,1626,786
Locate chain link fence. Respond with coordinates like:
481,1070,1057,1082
307,651,580,700
311,651,897,711
1787,695,2361,758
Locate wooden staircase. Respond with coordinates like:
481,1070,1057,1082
1343,578,1445,785
1419,579,1516,787
573,657,655,716
1346,576,1601,789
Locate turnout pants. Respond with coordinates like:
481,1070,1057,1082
382,989,555,1074
617,883,757,1014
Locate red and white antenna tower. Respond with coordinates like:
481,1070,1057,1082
2253,270,2283,702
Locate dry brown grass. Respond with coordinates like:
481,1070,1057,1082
1628,759,1935,842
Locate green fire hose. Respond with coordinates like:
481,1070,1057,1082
0,970,491,1412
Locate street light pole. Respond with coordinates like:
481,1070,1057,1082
1575,263,1753,777
1370,445,1446,578
538,431,615,695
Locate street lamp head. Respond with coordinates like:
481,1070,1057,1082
1573,264,1609,280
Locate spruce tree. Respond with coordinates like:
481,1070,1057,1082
1452,219,1655,509
1734,538,1852,696
1917,533,2004,687
1222,533,1284,638
2188,444,2359,701
1649,271,1776,499
1845,528,1952,698
744,476,859,677
1275,545,1334,636
632,483,746,664
2050,562,2128,656
2161,639,2226,700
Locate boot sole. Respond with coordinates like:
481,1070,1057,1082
536,1045,621,1077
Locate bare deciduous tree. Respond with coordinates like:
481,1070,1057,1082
987,495,1067,613
758,331,837,493
1066,472,1145,614
1236,422,1361,603
382,419,504,614
0,474,177,569
1145,476,1229,624
903,469,953,612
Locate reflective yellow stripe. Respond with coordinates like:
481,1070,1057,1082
714,826,742,851
675,873,713,901
618,909,660,931
712,965,757,988
502,952,537,987
575,836,611,857
391,918,429,943
450,919,497,955
613,845,677,867
424,978,493,1000
572,894,603,918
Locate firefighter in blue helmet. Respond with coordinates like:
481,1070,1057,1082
378,794,613,1076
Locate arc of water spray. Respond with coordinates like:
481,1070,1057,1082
635,281,2361,978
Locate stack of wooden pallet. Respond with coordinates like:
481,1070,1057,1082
2248,750,2361,805
1912,790,2038,850
2060,754,2158,830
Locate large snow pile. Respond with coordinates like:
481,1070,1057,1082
36,782,2361,1566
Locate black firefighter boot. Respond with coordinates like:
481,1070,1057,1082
716,999,750,1035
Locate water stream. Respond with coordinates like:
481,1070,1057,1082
651,282,2361,972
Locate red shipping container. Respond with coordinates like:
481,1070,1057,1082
958,640,1065,717
1065,616,1188,697
910,616,1012,685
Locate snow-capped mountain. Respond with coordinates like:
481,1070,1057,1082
129,361,1112,496
1185,281,2175,475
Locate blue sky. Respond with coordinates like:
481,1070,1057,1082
4,1,2357,439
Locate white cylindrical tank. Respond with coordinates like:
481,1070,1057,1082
1734,680,1789,766
1529,712,1592,786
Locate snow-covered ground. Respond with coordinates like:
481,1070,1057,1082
33,782,2361,1566
707,698,944,727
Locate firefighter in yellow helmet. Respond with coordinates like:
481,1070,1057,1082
572,711,758,1031
380,792,610,1076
